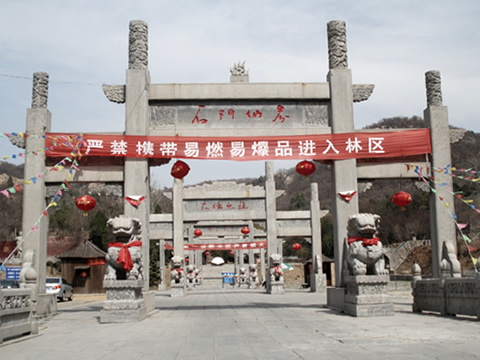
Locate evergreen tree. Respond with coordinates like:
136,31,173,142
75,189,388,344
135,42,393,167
149,240,160,287
289,192,307,210
89,211,109,251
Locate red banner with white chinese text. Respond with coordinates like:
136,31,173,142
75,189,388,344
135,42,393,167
182,241,267,251
45,129,431,161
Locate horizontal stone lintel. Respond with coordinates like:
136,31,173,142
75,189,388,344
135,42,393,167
45,166,124,183
105,83,374,103
149,83,331,100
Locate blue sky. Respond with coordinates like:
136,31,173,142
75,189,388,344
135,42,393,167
1,0,480,187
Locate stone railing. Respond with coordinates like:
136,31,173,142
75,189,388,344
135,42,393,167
0,288,37,343
412,276,480,319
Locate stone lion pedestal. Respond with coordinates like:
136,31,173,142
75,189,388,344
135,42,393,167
344,275,393,317
100,280,147,323
269,280,285,294
171,283,186,297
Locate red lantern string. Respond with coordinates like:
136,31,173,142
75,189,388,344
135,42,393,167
295,160,316,177
241,226,250,235
171,160,190,179
75,195,96,216
292,243,302,251
392,191,412,210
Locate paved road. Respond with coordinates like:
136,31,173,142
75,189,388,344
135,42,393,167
2,288,479,360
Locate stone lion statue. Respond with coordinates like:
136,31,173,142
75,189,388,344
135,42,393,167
194,269,202,285
269,253,284,282
344,213,388,276
247,264,259,289
185,264,196,288
170,256,184,285
104,215,143,281
237,267,247,287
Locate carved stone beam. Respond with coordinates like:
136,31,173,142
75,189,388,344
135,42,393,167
102,83,373,104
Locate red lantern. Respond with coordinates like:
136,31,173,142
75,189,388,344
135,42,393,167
295,160,316,177
241,226,250,235
185,258,189,263
392,191,412,209
229,251,235,255
292,243,302,251
75,195,96,216
204,251,210,256
171,160,190,179
193,229,202,237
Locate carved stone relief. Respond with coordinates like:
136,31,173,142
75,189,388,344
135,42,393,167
327,20,348,70
425,70,442,106
32,72,49,108
129,20,148,70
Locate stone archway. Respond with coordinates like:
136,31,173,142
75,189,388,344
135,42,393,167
17,19,456,316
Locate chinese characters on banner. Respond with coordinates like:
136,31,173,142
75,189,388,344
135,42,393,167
45,128,431,161
183,241,267,251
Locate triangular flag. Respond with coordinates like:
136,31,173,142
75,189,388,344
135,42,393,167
338,191,357,202
126,195,145,207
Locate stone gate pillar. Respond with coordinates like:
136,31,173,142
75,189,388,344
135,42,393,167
265,161,282,293
424,70,461,278
21,72,51,311
326,21,359,288
172,178,185,260
158,239,167,290
123,20,152,291
310,183,326,292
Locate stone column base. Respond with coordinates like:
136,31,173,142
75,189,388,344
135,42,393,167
311,273,327,293
35,293,57,318
100,280,146,323
171,283,186,297
142,291,156,314
268,280,285,294
327,287,345,312
344,275,393,317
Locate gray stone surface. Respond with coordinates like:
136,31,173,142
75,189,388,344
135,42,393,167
3,287,480,359
0,288,36,343
424,76,460,277
344,275,394,317
171,284,185,298
100,280,146,323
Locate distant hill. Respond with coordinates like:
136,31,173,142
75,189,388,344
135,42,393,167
0,162,23,181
